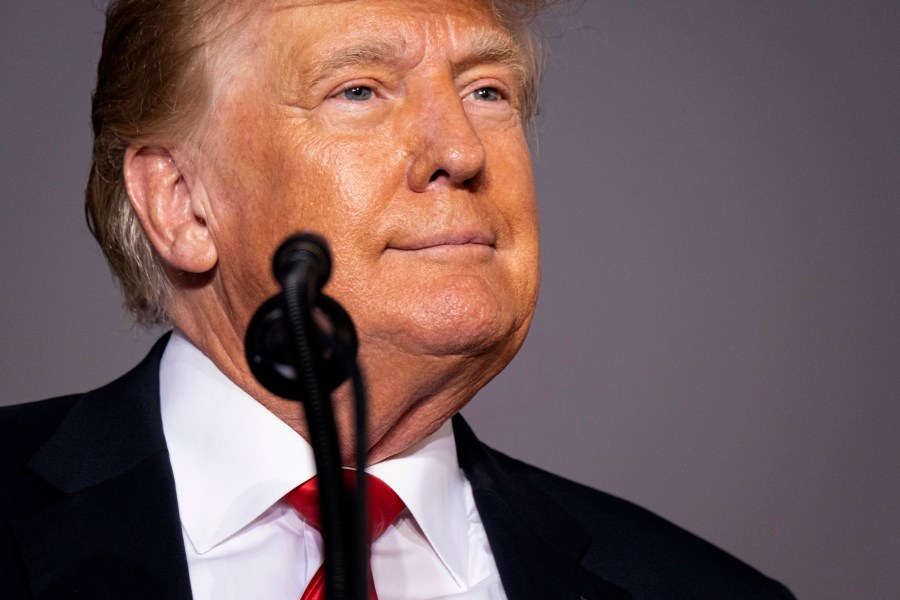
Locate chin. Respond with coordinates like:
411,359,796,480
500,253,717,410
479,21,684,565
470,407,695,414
391,278,529,358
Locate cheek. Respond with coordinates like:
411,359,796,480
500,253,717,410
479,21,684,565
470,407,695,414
296,134,406,266
197,116,334,314
489,139,541,287
207,121,359,248
307,130,407,205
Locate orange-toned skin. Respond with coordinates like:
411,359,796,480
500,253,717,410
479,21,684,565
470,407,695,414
124,0,540,465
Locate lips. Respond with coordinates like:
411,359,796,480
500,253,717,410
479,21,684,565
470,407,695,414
387,230,495,252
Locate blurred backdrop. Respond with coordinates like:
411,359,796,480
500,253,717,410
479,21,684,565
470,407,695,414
2,2,898,598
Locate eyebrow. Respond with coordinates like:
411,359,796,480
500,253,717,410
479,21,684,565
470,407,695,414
302,36,409,90
451,27,527,81
298,26,526,91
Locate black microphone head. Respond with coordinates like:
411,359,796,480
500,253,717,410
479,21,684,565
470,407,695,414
245,293,359,402
273,232,332,289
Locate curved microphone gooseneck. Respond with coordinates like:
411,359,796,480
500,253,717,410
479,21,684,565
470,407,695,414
245,233,367,600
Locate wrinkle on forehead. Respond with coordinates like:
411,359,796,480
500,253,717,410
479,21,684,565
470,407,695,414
266,0,494,9
192,0,530,143
254,1,524,86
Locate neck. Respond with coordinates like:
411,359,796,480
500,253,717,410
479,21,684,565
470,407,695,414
170,316,497,466
167,284,518,465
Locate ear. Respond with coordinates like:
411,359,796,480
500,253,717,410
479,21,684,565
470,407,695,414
123,145,217,274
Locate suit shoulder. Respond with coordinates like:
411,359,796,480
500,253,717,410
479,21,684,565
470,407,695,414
0,334,169,459
0,395,84,535
493,449,794,599
0,395,81,459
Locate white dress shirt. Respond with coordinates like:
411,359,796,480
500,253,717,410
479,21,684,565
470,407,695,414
160,331,507,599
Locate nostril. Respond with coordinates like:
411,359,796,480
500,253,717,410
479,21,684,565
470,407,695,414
429,169,449,183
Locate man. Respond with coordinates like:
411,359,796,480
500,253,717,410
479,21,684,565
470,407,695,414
1,0,793,598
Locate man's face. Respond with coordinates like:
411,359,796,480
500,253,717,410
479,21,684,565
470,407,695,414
189,0,540,392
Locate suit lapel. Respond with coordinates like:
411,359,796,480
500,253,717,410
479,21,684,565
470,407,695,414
13,334,193,600
453,416,630,600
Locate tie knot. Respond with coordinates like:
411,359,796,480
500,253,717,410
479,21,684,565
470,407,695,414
286,471,405,544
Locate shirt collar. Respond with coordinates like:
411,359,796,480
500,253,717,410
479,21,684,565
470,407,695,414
160,331,470,583
369,421,470,587
160,331,317,554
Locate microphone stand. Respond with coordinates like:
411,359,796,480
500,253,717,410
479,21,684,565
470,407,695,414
246,233,367,600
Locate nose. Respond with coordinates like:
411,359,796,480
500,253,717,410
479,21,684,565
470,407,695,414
406,88,487,193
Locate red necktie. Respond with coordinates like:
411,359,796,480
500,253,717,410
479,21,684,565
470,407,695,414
286,471,405,600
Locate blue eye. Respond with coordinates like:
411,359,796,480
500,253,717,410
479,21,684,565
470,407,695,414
342,86,373,101
471,87,502,102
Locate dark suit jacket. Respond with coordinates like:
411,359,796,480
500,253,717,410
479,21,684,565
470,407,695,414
1,336,793,599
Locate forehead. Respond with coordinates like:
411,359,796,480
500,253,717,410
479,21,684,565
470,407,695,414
230,0,511,64
192,0,528,135
262,0,498,20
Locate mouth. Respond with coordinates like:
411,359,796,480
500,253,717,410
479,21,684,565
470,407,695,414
386,231,495,259
392,231,493,250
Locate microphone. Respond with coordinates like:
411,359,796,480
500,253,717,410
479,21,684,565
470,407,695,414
245,232,358,402
244,232,367,600
273,233,331,298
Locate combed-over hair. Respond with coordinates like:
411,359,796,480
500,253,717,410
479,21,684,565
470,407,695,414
86,0,552,325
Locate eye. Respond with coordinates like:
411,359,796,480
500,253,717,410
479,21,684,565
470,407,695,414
469,87,503,102
341,86,374,101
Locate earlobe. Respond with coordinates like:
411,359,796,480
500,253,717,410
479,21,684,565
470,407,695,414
123,145,218,274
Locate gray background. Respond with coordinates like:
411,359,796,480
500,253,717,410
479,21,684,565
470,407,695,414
2,2,898,598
